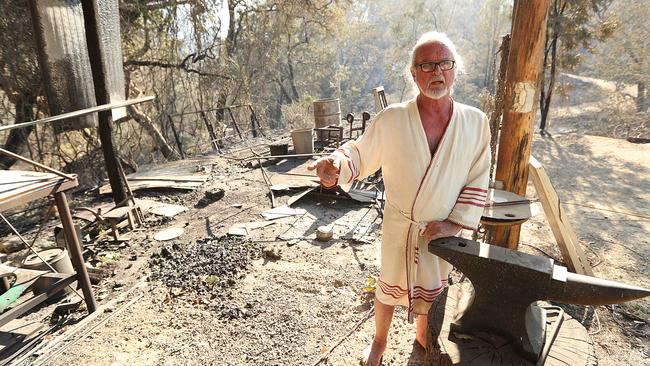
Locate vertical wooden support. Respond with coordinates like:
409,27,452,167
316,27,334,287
80,0,127,205
54,192,97,312
487,0,551,249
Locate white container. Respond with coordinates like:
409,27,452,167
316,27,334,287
21,247,76,296
316,225,334,242
291,128,314,154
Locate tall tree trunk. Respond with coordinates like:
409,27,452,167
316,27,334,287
127,104,179,160
215,0,238,121
638,82,646,112
539,33,558,134
0,92,36,169
287,56,300,102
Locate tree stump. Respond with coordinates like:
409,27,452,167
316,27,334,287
426,283,597,365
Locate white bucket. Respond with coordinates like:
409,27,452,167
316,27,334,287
291,128,314,154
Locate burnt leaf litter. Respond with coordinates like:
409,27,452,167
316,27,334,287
149,235,262,318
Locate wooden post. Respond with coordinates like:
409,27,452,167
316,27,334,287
80,0,127,205
487,0,551,249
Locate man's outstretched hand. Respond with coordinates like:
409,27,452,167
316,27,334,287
421,220,462,241
307,156,340,188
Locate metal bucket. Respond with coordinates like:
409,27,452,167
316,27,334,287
21,247,76,297
291,128,314,154
313,99,341,141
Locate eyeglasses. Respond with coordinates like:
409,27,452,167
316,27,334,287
416,60,456,72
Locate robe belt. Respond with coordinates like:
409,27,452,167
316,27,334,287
386,201,427,323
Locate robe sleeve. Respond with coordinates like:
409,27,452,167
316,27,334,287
447,115,491,230
329,113,385,191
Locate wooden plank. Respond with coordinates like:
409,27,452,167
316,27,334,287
267,174,320,189
0,319,45,355
287,188,316,206
117,175,209,182
0,178,78,212
101,206,133,219
529,156,593,275
99,180,203,194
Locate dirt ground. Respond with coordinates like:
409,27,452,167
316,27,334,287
4,74,648,365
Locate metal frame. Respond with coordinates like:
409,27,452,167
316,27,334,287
166,104,265,156
0,153,97,324
0,174,96,314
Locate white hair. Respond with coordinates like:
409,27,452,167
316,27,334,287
409,31,465,74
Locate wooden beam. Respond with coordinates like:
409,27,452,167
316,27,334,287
81,0,127,205
488,0,551,249
528,157,593,275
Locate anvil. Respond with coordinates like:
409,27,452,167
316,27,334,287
428,237,650,361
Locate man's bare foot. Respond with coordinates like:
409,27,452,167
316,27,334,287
360,339,385,366
415,337,426,349
415,314,427,349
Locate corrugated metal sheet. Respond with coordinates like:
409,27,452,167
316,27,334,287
31,0,97,133
30,0,125,133
95,0,126,120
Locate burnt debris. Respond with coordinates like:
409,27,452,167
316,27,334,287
149,236,261,298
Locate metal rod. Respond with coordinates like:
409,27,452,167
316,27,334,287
0,96,154,133
53,192,97,312
200,111,220,152
227,108,244,140
485,198,540,207
243,153,329,161
0,148,75,180
250,148,276,208
117,164,144,225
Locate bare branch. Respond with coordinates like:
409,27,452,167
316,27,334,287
123,59,230,79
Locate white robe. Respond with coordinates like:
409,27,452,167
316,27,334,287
332,98,491,320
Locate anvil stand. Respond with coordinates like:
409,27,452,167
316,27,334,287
426,283,591,366
425,237,649,366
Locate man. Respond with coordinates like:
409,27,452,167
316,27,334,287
308,32,491,365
